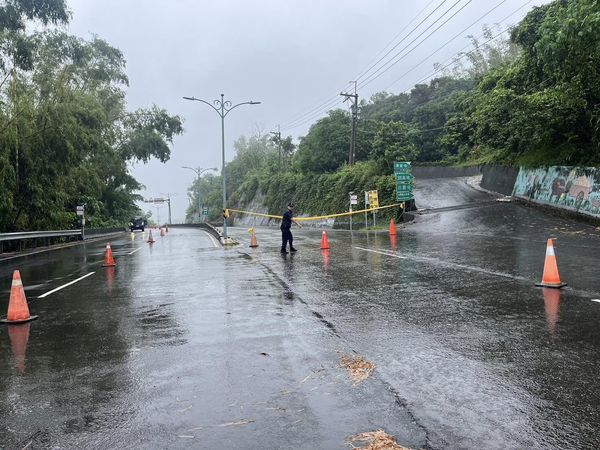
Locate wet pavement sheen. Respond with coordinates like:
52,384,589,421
2,179,600,449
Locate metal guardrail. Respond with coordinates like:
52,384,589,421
0,229,81,242
0,228,127,256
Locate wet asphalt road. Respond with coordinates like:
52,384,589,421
3,178,600,449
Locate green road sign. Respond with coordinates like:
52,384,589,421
394,161,413,203
396,193,413,201
395,173,413,182
202,206,209,216
394,161,411,173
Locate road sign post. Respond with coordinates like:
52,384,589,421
349,192,357,231
77,205,85,240
364,191,369,229
366,190,379,228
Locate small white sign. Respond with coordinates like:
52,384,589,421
76,210,84,216
350,194,358,205
76,205,84,212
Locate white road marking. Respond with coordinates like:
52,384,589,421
354,246,408,259
128,247,142,255
38,272,96,298
592,299,600,303
353,246,529,282
203,230,220,248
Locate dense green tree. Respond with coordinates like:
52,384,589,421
295,109,351,173
0,28,183,231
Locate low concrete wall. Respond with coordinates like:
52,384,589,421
480,165,519,196
412,165,481,179
513,166,600,219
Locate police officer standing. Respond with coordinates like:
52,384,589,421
281,203,302,253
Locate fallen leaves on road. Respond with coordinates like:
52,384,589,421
219,419,254,427
340,354,374,384
347,430,410,449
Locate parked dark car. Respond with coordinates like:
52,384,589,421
130,217,146,232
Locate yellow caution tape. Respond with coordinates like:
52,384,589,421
228,202,404,222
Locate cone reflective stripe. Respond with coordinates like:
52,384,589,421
320,230,330,250
102,242,116,267
536,239,566,288
249,230,259,248
1,271,38,324
389,219,397,236
147,230,155,243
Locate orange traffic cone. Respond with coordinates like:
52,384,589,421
320,230,330,250
249,230,259,248
147,230,155,243
1,271,38,324
389,219,397,235
102,242,116,267
160,227,165,237
536,239,566,288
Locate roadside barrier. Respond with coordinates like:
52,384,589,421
536,239,567,288
102,242,116,267
320,231,330,250
1,271,38,324
147,230,155,244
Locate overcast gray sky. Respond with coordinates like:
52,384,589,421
66,0,548,222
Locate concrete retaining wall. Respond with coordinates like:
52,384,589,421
480,165,519,196
513,166,600,218
412,165,481,179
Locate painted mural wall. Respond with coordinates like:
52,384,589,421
513,167,600,217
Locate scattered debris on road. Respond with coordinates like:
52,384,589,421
219,419,254,427
340,354,375,384
259,352,269,356
347,429,409,449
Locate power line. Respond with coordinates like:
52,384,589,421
354,0,450,82
283,5,524,135
353,0,439,81
280,81,353,128
280,1,445,131
382,0,530,91
282,97,345,131
357,0,474,90
283,1,466,132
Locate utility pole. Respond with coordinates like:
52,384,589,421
340,81,358,165
270,125,282,170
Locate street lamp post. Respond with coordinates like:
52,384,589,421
183,94,260,240
182,166,217,223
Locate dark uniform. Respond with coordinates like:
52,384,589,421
281,209,295,253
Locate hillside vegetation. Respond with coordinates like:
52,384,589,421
189,0,600,222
